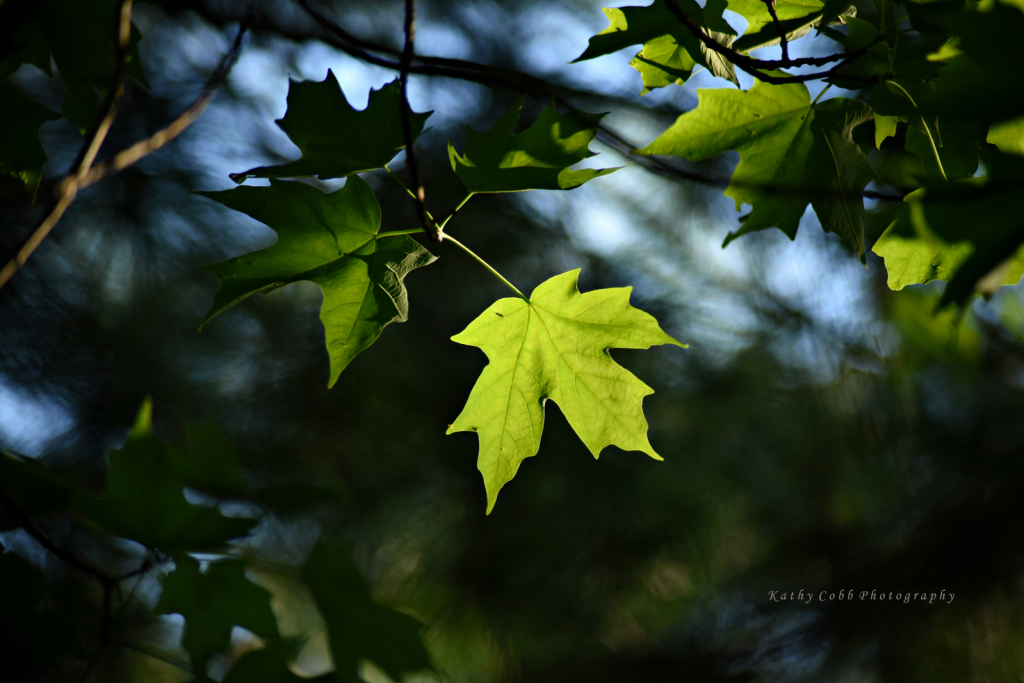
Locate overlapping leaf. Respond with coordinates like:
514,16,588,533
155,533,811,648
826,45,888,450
574,0,739,89
635,76,874,259
872,150,1024,306
231,72,431,182
447,270,684,513
302,542,432,683
727,0,825,52
0,0,148,129
71,402,255,551
0,83,59,199
448,99,619,193
200,177,436,387
157,554,279,678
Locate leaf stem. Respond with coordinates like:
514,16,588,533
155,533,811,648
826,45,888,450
887,81,948,181
811,83,832,107
377,228,426,238
441,234,528,301
437,193,473,231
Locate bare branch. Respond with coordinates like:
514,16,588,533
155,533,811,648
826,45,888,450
398,0,435,240
0,7,252,291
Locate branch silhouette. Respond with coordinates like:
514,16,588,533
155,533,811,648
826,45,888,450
0,7,253,291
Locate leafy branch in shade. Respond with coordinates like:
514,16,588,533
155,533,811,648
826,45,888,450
447,270,685,513
1,399,433,682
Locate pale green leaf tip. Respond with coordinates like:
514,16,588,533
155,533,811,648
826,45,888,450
131,398,154,437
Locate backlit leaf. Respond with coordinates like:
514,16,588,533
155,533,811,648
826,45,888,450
727,0,824,52
574,0,738,87
447,269,684,513
872,150,1024,306
635,76,874,259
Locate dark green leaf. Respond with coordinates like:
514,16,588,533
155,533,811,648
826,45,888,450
231,72,431,182
448,98,619,193
303,541,432,683
171,419,344,512
199,177,436,387
223,640,316,683
72,402,255,551
905,118,981,181
157,554,279,678
0,83,60,200
36,0,148,129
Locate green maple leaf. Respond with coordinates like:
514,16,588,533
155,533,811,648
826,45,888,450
629,35,698,94
302,542,432,683
0,84,60,200
872,150,1024,306
573,0,738,89
157,554,279,679
448,98,620,193
231,71,431,182
988,117,1024,157
199,177,436,387
635,76,875,260
72,402,255,552
446,269,684,513
727,0,824,52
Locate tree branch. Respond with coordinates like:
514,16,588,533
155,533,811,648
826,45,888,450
398,0,435,240
0,7,252,291
0,0,134,291
762,0,789,61
663,0,881,85
292,0,906,204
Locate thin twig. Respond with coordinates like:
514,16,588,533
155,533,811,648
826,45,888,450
0,9,252,291
0,484,108,582
68,0,134,174
0,0,134,290
398,0,436,240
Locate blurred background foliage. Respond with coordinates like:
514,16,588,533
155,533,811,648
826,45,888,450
4,0,1024,681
